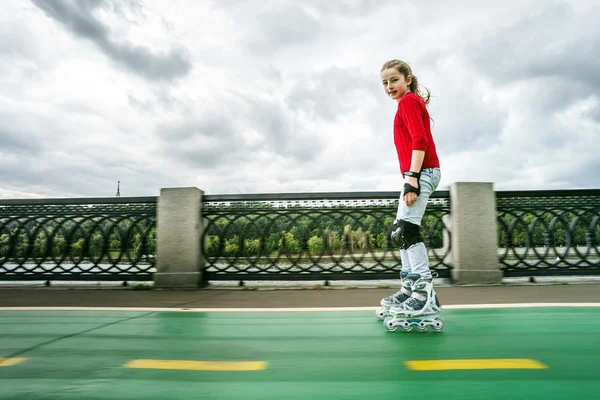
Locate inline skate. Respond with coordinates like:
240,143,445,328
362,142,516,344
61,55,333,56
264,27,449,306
384,273,443,332
375,271,414,320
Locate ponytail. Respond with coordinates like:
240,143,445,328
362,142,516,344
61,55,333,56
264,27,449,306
409,75,431,106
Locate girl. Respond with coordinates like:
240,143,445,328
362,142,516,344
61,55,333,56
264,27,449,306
375,60,443,331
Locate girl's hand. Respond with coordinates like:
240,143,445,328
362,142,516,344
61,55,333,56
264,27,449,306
404,177,419,206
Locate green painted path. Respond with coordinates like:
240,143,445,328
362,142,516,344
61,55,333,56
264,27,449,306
1,307,600,399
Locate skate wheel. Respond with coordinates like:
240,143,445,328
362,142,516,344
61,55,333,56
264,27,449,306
400,321,412,332
432,319,444,332
375,308,387,320
384,320,397,332
417,324,428,332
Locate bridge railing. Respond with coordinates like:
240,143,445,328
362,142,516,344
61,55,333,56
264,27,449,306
0,197,157,282
1,184,599,285
496,189,600,277
201,191,452,281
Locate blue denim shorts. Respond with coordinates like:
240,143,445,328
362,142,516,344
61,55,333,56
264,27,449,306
396,167,441,226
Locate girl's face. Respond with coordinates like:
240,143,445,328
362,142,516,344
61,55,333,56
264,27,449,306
380,68,411,101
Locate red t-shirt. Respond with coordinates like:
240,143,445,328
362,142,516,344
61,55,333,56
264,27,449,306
393,92,440,177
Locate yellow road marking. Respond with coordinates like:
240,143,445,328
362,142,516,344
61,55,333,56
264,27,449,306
0,358,28,367
123,359,268,371
405,358,548,371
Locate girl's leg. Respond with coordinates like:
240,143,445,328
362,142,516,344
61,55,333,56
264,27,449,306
395,190,412,276
378,169,441,319
387,168,443,320
376,188,416,318
396,168,441,280
399,250,411,275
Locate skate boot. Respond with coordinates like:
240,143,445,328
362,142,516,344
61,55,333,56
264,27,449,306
375,271,414,320
384,273,443,332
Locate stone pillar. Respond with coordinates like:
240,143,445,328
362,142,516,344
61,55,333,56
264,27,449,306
155,187,205,288
450,182,502,284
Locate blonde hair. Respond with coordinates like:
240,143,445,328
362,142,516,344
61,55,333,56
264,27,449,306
381,59,431,106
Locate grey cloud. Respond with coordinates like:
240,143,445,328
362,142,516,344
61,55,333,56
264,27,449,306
261,5,321,43
127,94,154,113
218,0,391,18
434,1,599,156
525,79,592,116
0,102,161,197
127,87,190,114
59,102,102,118
0,3,46,61
0,123,171,196
208,0,390,62
469,1,600,91
223,2,323,54
103,0,146,22
0,157,155,198
0,24,35,59
166,138,239,170
30,0,192,81
155,124,251,170
232,0,398,55
304,0,391,18
158,114,237,142
584,104,600,123
155,115,237,169
154,93,326,171
546,155,600,189
0,145,98,194
0,111,50,154
7,0,600,199
0,129,43,154
0,161,86,195
243,96,304,155
435,112,504,155
285,67,379,122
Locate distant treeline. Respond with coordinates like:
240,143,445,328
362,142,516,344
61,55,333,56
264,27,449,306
0,219,155,261
0,206,597,261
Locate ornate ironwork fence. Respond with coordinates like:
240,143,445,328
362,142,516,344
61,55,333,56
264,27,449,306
201,191,452,281
0,197,157,282
497,189,600,277
3,188,599,284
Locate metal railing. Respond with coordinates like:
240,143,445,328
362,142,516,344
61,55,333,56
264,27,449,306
497,189,600,276
2,188,599,283
0,197,157,281
202,191,452,281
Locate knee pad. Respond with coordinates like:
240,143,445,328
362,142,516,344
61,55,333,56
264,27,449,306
391,219,424,249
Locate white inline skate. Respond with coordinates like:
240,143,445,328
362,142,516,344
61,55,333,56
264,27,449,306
375,271,413,320
384,273,443,332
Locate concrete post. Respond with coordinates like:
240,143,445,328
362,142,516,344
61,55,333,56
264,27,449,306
155,187,205,288
450,182,502,284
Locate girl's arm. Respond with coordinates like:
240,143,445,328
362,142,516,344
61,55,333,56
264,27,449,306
408,150,425,176
398,96,428,206
406,149,425,189
404,150,424,206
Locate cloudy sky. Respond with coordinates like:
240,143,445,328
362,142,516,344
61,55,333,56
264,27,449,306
1,0,599,198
